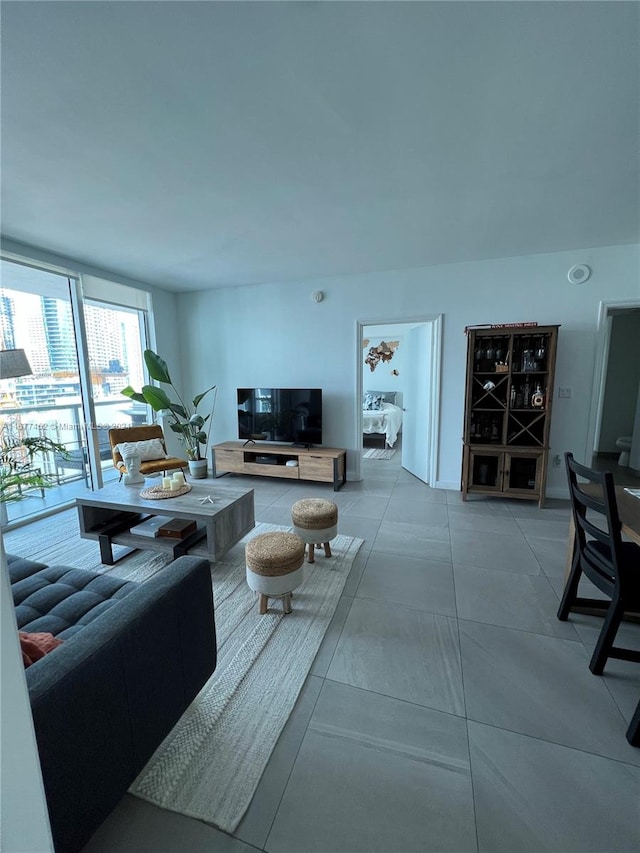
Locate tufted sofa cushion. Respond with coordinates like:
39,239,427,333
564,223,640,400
11,565,136,639
6,554,48,581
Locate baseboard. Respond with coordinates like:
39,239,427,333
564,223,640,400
434,479,460,491
545,486,570,500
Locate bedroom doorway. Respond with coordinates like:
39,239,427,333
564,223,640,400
585,299,640,482
357,317,442,485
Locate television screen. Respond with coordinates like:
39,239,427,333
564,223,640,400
237,388,322,446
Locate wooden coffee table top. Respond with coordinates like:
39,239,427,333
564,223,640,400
76,478,254,523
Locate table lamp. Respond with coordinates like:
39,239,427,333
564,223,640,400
0,348,33,379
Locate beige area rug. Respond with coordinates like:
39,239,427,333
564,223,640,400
4,509,364,833
362,447,396,460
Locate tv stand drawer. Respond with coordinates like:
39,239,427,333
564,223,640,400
215,449,245,473
298,455,334,482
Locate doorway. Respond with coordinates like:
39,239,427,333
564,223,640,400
586,299,640,486
356,317,442,484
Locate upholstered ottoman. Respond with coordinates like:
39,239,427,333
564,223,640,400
245,531,306,614
291,498,338,564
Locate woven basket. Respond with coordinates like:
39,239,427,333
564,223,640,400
139,483,192,500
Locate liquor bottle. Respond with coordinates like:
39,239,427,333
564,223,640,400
511,340,521,373
523,380,531,408
510,385,516,408
515,385,524,408
531,384,545,408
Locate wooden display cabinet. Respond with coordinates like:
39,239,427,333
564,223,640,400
461,324,559,507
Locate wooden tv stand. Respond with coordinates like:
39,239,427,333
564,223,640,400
212,441,347,491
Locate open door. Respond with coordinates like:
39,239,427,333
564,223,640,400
357,317,441,486
401,324,431,483
586,301,640,475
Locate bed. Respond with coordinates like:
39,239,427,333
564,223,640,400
362,391,403,448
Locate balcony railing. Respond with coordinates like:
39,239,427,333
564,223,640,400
1,397,148,525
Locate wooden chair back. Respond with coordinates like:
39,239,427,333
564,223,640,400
108,424,167,470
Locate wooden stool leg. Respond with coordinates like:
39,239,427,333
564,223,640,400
259,593,268,614
282,593,292,614
308,543,315,564
323,541,332,558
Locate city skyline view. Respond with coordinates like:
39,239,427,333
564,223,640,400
1,285,145,409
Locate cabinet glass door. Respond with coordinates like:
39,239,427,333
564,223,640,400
469,450,503,491
504,452,541,493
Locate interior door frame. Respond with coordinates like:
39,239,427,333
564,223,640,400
355,315,443,484
584,298,640,465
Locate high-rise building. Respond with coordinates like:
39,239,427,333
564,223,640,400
41,297,77,372
0,294,16,350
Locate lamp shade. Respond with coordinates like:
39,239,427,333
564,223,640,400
0,349,33,379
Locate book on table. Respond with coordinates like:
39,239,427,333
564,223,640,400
130,515,174,537
157,518,198,539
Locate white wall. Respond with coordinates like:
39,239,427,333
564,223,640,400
175,243,640,496
361,325,407,403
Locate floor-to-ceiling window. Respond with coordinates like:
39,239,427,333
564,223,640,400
0,259,151,525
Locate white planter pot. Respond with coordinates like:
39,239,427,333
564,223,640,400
188,459,208,479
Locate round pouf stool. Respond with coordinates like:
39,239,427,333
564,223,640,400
291,498,338,564
246,531,306,615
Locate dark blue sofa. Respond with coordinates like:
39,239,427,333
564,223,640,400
8,553,217,853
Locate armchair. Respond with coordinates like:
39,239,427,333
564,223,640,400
108,425,187,480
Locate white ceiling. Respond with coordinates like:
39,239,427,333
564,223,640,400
1,1,638,293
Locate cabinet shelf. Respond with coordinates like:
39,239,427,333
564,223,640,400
462,325,559,507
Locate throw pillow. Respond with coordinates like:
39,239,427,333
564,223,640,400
115,438,167,461
366,390,397,405
364,394,383,411
20,631,63,667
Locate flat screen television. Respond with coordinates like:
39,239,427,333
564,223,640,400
237,388,322,447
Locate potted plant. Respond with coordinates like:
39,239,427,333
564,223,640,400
121,350,216,479
1,434,69,517
259,410,290,442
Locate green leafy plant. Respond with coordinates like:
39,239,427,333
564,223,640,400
121,350,216,461
260,410,290,437
1,435,69,504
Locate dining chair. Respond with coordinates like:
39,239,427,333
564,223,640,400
627,698,640,747
558,452,640,675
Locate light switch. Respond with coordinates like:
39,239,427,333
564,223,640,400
558,387,573,398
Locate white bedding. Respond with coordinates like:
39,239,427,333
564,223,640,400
362,402,403,448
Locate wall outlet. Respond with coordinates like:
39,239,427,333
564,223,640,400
558,387,573,398
552,454,562,467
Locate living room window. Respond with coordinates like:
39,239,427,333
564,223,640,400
0,259,152,525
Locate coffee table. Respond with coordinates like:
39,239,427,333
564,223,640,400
76,479,255,564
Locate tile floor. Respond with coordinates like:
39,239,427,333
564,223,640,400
71,451,639,852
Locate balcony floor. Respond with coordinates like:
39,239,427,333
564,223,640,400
5,467,121,527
